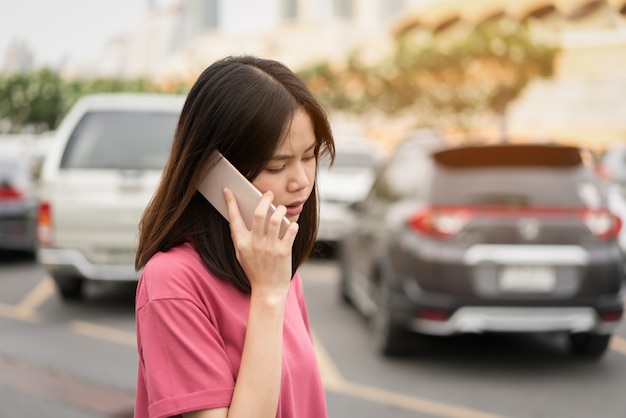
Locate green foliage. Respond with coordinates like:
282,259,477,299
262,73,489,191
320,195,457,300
0,69,189,133
0,68,64,132
297,19,559,133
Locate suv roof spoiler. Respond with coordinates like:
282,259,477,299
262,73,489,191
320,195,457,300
433,144,583,168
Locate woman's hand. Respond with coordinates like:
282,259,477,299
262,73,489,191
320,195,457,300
223,188,299,299
219,188,300,417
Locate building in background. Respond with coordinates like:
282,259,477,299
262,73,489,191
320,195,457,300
393,0,626,149
2,39,35,75
96,0,416,81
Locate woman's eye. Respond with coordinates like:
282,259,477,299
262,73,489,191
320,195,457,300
266,165,285,174
303,154,316,162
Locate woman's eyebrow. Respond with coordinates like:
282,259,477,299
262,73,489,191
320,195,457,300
271,143,316,161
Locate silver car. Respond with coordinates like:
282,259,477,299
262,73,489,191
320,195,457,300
37,93,185,301
0,155,39,257
316,136,381,250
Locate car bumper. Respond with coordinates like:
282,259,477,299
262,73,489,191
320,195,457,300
38,248,140,281
388,241,624,335
409,306,621,335
0,214,37,252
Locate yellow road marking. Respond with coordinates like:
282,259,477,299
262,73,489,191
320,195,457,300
14,276,55,317
312,332,344,387
332,381,508,418
71,321,137,347
312,332,508,418
610,335,626,356
0,302,39,323
1,274,624,418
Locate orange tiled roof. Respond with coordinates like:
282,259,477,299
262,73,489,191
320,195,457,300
393,0,626,35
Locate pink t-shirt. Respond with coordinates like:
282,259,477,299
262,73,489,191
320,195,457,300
134,242,327,418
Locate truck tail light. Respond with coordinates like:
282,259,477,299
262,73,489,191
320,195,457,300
37,201,53,245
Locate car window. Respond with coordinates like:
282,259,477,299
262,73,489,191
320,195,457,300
429,145,601,207
60,110,179,170
431,166,599,207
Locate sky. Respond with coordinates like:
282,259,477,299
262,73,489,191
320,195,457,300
0,0,158,68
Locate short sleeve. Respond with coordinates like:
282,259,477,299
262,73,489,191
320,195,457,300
137,298,235,418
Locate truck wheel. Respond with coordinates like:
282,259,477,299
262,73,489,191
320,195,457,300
52,274,85,301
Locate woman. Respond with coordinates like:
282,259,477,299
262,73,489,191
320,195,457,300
133,55,335,418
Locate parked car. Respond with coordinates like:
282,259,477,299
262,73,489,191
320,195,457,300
339,140,624,359
597,143,626,185
37,93,185,300
316,133,382,250
598,143,626,262
0,155,39,257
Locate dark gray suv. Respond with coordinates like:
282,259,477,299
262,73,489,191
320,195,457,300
339,141,624,358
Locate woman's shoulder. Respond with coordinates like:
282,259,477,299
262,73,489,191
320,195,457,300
144,242,202,272
138,242,212,303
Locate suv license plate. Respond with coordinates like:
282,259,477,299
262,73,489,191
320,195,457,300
499,266,556,293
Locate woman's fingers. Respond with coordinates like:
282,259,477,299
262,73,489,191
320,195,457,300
267,205,298,244
223,188,247,233
224,187,298,244
251,191,275,236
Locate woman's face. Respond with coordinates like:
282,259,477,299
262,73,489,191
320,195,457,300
252,108,317,223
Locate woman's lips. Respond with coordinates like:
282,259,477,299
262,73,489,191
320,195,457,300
285,201,304,217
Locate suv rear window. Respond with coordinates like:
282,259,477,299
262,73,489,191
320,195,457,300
431,145,599,207
60,110,179,170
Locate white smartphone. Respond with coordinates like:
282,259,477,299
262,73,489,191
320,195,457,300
197,152,290,238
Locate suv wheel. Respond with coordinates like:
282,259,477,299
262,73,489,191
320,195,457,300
371,279,408,356
568,333,611,359
52,273,85,301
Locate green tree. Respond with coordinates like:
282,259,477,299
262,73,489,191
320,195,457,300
0,69,64,132
0,69,190,133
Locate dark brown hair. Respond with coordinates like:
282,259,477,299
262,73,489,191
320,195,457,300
135,55,335,292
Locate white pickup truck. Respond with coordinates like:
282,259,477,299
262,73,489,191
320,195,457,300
37,93,185,301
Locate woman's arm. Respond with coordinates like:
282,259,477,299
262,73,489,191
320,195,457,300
184,189,298,418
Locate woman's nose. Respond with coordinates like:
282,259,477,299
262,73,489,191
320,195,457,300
288,163,311,192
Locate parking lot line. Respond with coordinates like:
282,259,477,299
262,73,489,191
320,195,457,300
14,276,54,317
0,352,135,417
71,321,137,347
312,331,509,418
610,335,626,356
70,321,508,417
331,381,509,418
0,302,39,323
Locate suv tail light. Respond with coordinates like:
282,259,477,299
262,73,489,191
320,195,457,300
583,209,621,240
409,206,622,241
37,201,53,245
0,183,23,200
408,207,472,239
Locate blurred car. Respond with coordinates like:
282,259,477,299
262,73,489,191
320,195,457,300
598,143,626,261
597,143,626,185
339,140,624,359
37,93,185,301
316,134,381,249
0,155,39,256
